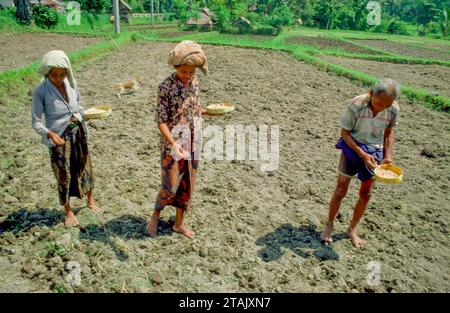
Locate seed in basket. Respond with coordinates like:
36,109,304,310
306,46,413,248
376,169,399,179
85,108,106,114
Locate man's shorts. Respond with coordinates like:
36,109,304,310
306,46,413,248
338,153,375,182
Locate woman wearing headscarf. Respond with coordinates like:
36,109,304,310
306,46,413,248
31,50,99,227
146,40,211,238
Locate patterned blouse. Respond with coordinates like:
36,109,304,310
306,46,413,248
154,73,202,156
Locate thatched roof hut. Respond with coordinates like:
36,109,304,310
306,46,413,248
186,7,214,31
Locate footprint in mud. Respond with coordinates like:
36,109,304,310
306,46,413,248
256,223,339,262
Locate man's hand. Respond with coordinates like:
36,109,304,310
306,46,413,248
360,152,377,169
47,131,65,145
381,158,393,165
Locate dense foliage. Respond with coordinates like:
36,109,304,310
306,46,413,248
122,0,450,36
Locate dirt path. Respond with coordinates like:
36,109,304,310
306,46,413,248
320,55,450,98
0,41,449,293
286,36,381,55
351,39,450,60
0,32,100,73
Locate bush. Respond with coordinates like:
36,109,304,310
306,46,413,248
265,5,294,28
246,12,262,25
32,5,58,29
77,0,112,14
368,18,389,34
220,25,240,35
253,25,277,36
212,5,232,32
387,19,411,35
235,21,253,34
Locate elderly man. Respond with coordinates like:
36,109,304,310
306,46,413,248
321,78,400,248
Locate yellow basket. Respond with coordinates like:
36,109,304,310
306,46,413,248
206,103,235,115
374,164,403,184
84,105,112,120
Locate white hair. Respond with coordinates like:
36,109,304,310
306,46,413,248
371,78,401,99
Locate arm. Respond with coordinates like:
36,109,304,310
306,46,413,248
155,85,186,158
31,88,64,146
341,129,377,169
158,122,187,158
340,102,377,169
31,88,49,138
382,127,394,164
158,123,176,145
76,89,85,117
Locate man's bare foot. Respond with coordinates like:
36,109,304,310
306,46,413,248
64,211,79,227
321,221,334,244
347,227,366,248
173,224,195,239
146,215,159,237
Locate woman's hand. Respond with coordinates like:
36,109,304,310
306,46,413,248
360,152,377,169
172,142,189,160
47,131,65,145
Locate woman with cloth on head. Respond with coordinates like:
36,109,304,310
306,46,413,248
146,40,213,239
31,50,100,227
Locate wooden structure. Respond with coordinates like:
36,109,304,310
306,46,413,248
110,0,132,24
233,16,253,31
0,0,15,9
186,7,214,31
30,0,65,12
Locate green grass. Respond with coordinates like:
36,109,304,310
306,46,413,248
51,13,113,35
0,8,34,33
288,26,450,45
0,10,115,36
277,29,450,66
130,16,174,25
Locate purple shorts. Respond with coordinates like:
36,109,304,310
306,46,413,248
336,138,383,182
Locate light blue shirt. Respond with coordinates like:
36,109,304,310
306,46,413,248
31,78,86,147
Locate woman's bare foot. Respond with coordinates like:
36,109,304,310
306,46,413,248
146,215,159,237
173,223,195,239
87,193,101,213
321,221,334,244
347,227,366,248
64,210,79,227
88,203,101,214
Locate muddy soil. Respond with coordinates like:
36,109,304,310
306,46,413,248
320,55,450,98
286,36,381,55
350,39,450,60
0,41,449,293
0,32,100,73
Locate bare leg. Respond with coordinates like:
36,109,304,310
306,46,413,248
146,210,160,236
64,202,79,227
86,192,100,213
321,174,351,243
172,207,195,239
347,179,375,248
